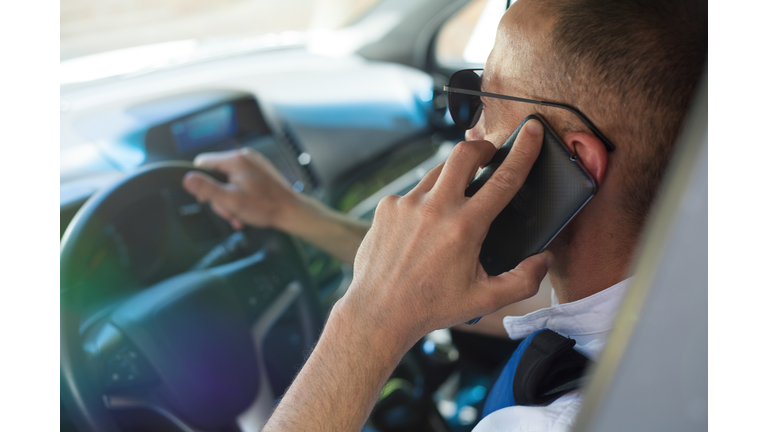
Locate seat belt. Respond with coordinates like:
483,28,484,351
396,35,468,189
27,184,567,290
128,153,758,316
482,329,592,418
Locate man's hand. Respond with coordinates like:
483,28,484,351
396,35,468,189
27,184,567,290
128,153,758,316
341,119,552,346
182,148,370,264
262,119,552,432
182,148,298,231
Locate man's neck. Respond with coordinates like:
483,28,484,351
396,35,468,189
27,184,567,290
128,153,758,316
547,218,635,304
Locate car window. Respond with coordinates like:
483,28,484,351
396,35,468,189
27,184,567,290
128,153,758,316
435,0,506,68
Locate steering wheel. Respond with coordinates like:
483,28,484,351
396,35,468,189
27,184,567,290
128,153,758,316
61,162,325,432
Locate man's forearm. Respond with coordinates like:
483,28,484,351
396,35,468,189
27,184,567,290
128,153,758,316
262,127,550,431
262,300,410,432
275,194,370,264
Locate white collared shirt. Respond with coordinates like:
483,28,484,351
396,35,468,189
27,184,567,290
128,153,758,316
472,278,632,432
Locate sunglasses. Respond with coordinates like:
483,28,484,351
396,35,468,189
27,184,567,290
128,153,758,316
443,69,616,152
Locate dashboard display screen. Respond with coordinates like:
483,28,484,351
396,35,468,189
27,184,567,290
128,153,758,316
143,95,314,192
171,104,237,154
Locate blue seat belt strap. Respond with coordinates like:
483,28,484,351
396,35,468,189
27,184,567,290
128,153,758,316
481,329,592,418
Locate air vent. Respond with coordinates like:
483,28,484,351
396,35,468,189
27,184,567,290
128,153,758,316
281,123,321,190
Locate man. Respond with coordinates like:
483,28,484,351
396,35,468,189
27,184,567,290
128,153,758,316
183,0,706,429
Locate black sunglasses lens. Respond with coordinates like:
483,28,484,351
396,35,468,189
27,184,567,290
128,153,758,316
448,70,483,130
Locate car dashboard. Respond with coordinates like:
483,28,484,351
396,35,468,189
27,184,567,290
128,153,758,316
60,47,461,306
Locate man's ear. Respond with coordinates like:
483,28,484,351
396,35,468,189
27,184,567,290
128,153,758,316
562,132,608,186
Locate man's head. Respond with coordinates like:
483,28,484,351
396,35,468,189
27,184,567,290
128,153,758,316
468,0,706,299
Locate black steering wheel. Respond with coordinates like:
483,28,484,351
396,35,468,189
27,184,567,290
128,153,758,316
61,162,324,432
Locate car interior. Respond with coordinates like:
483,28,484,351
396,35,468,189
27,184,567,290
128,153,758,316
59,0,708,431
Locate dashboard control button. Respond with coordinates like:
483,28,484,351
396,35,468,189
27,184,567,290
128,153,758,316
104,344,157,390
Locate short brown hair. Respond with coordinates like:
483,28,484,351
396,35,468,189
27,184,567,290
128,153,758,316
543,0,707,234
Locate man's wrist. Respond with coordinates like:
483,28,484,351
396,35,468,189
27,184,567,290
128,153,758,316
331,286,423,358
271,191,315,234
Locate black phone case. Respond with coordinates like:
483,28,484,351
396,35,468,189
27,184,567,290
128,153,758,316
465,114,597,277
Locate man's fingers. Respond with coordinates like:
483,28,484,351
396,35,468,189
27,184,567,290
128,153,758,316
193,149,243,172
433,140,498,197
183,171,240,206
468,119,544,225
482,251,553,312
211,202,244,230
409,162,445,193
184,171,247,228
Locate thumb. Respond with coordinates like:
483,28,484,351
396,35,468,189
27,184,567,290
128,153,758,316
484,251,553,309
183,171,238,206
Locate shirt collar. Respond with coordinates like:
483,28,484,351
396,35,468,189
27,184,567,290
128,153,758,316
503,277,632,340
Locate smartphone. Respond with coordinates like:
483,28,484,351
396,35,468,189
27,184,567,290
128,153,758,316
465,114,597,278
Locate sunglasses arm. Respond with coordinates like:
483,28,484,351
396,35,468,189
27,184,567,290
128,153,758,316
443,86,616,152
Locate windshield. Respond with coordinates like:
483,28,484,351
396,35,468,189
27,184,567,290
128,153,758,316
60,0,382,85
61,0,382,61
